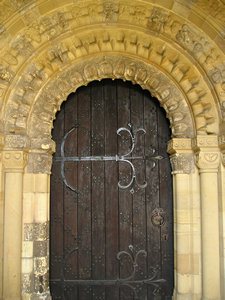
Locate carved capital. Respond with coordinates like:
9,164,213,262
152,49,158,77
2,150,28,172
192,135,220,171
167,138,192,154
27,152,52,174
170,153,194,174
168,138,194,174
195,151,220,171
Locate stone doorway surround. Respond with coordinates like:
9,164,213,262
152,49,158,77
0,1,224,300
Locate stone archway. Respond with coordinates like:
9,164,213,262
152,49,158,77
0,1,224,300
1,56,223,300
11,54,221,300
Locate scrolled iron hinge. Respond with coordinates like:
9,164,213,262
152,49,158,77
55,123,164,193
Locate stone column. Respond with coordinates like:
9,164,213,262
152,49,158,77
193,136,221,300
219,135,225,300
22,150,53,300
168,138,201,300
0,134,4,296
2,150,27,300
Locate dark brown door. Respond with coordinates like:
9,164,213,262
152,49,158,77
50,79,173,300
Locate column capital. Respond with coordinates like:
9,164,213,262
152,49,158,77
192,135,220,171
167,138,194,174
219,134,225,166
2,150,28,172
27,151,52,174
170,153,194,174
194,151,220,171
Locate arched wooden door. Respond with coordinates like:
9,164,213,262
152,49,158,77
50,79,173,300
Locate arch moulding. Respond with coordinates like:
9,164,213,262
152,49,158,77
15,54,222,300
25,54,195,173
0,1,224,300
1,38,224,300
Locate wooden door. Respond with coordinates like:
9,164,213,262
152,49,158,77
50,79,173,300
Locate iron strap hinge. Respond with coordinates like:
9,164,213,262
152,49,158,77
55,123,163,192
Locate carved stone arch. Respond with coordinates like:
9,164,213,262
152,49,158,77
0,1,224,143
0,7,223,130
27,55,194,145
3,23,221,151
0,2,224,300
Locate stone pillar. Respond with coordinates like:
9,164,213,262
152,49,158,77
168,138,201,300
22,151,52,300
219,135,225,300
2,150,27,300
0,135,4,297
193,136,221,300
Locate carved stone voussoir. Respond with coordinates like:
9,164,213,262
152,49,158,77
170,153,194,174
2,150,28,171
103,0,119,23
30,137,56,153
27,152,52,174
28,56,194,140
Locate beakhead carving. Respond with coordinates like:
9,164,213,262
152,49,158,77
27,56,194,142
0,1,222,140
0,2,224,300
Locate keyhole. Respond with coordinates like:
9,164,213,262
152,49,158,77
162,234,168,241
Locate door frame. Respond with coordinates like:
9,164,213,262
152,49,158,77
0,55,223,300
49,79,174,298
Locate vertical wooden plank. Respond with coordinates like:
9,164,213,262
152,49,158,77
91,81,106,300
50,104,65,298
130,84,147,299
63,93,78,298
104,80,120,299
50,79,174,300
77,85,92,300
117,81,134,300
144,94,161,299
158,107,174,298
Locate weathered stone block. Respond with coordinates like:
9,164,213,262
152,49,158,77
33,241,47,257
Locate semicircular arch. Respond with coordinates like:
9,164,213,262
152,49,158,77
0,1,223,150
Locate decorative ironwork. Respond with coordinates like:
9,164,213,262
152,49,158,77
151,208,166,227
51,245,166,299
55,123,163,192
